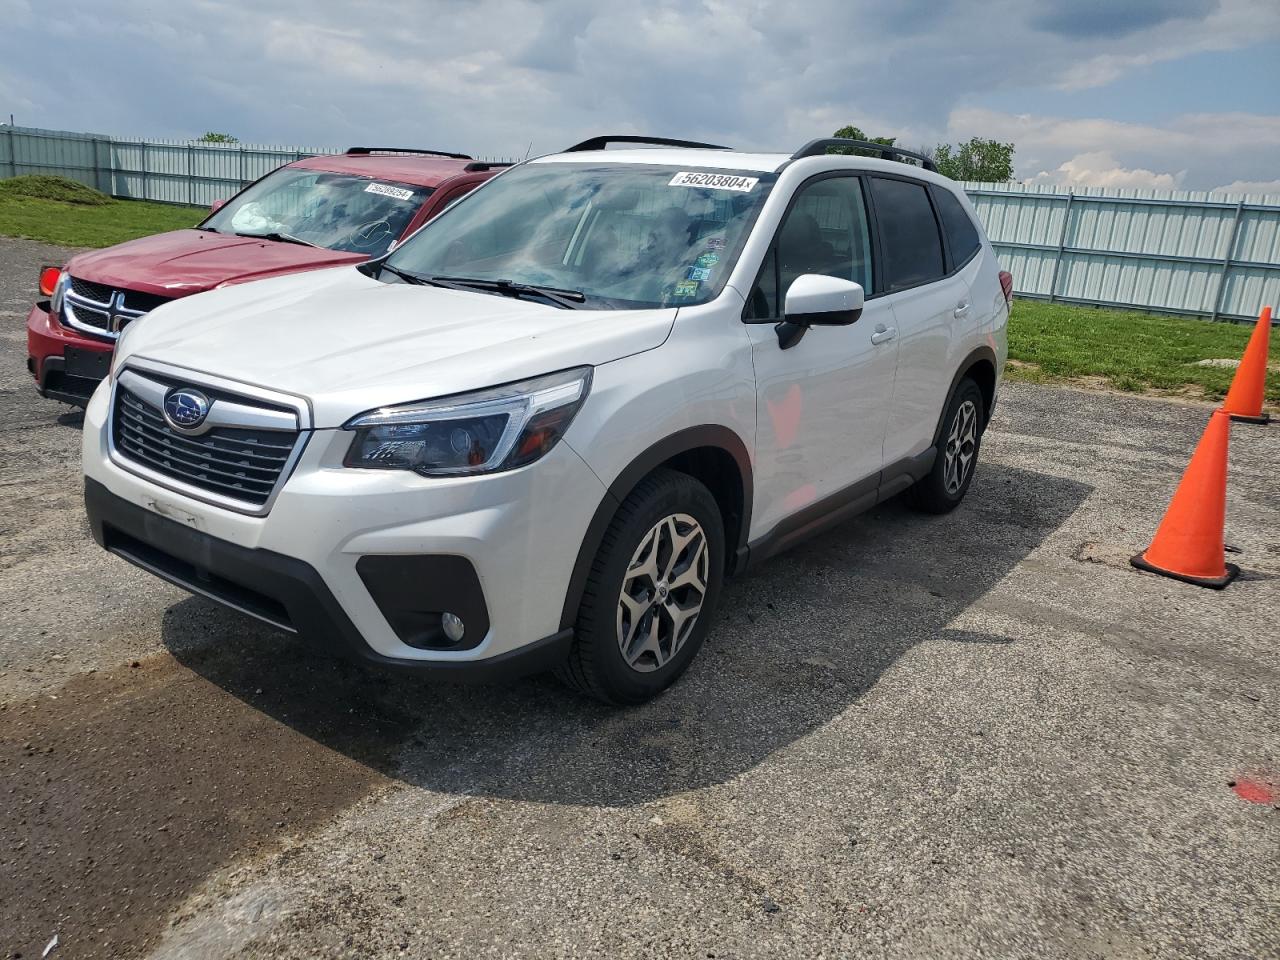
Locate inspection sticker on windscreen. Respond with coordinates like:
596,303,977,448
668,172,759,192
365,183,415,201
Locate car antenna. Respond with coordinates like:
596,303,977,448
523,141,533,161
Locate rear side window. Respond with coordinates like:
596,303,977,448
933,188,981,266
868,177,945,290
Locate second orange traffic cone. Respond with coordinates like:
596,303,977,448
1130,409,1239,589
1221,305,1272,424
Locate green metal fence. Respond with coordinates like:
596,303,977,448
2,124,1277,322
0,124,345,208
962,183,1280,324
0,124,510,208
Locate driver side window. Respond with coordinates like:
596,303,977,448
746,176,874,320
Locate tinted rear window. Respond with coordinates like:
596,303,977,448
868,177,944,290
934,188,982,266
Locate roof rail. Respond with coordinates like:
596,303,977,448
564,135,731,153
345,147,473,161
463,161,515,172
791,138,937,173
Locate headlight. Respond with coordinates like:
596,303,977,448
343,366,592,476
49,270,70,316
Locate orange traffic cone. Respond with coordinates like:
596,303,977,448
1221,305,1272,424
1130,409,1239,588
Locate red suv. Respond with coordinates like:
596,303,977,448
27,147,507,406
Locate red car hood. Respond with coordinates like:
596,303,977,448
65,229,366,298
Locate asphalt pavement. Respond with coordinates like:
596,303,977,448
1,236,1277,960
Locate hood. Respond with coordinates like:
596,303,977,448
121,267,677,427
66,230,366,297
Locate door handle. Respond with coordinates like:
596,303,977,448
870,324,897,345
953,301,971,319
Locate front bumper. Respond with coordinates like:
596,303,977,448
81,379,607,673
27,301,112,406
85,478,573,679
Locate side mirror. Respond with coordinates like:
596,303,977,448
776,275,864,349
209,199,227,214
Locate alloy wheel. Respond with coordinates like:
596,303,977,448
943,399,978,495
616,513,709,672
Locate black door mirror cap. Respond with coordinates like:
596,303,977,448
787,306,863,327
774,305,863,349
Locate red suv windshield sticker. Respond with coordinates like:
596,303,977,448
365,183,415,201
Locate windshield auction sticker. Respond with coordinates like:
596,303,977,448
365,183,415,201
668,171,759,192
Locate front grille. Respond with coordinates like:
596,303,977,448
112,385,299,507
117,288,173,312
63,275,174,339
69,302,111,331
70,276,113,302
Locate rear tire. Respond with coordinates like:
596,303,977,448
557,468,725,705
908,378,985,514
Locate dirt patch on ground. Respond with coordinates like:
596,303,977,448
0,655,412,960
1002,362,1280,413
1005,357,1280,415
1191,357,1280,372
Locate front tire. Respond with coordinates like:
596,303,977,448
908,378,985,514
557,469,725,705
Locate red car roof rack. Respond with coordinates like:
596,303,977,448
345,147,473,161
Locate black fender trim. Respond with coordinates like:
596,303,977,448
558,425,753,630
931,345,998,446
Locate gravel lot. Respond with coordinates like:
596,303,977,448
1,236,1277,960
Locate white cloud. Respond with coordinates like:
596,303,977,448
1211,179,1280,196
0,0,32,20
1027,151,1184,189
1051,0,1280,90
0,0,1277,188
949,108,1280,190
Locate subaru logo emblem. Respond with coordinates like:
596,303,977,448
163,388,211,430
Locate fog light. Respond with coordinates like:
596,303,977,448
441,612,465,643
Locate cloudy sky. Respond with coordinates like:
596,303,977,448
2,0,1278,191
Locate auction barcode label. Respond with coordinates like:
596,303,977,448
365,183,415,201
668,172,759,192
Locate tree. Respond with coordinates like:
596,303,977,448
829,124,896,157
830,125,1016,181
932,138,1015,183
198,132,239,144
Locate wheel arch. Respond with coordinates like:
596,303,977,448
932,345,998,446
559,425,753,631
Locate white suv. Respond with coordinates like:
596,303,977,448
82,135,1010,704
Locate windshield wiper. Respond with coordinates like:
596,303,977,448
378,262,432,285
234,230,318,247
428,276,586,310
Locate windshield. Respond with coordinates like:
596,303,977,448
382,162,777,308
203,167,432,257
